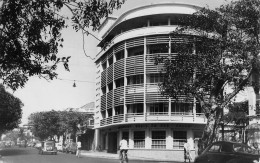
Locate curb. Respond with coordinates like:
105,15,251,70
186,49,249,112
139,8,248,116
80,153,187,162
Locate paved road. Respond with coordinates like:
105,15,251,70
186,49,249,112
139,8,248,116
0,147,181,163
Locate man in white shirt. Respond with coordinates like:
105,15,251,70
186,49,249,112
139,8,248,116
184,141,192,163
119,138,128,161
76,141,81,158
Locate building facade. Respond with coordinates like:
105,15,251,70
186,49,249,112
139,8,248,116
94,3,206,159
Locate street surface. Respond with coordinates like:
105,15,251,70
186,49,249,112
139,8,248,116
0,147,182,163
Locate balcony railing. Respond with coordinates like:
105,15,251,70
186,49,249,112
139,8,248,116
100,112,206,127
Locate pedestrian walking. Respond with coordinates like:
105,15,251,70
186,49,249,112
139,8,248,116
184,141,192,163
76,141,81,158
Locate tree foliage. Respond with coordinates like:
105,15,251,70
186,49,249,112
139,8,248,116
157,0,260,149
0,84,23,134
0,0,125,90
28,110,91,141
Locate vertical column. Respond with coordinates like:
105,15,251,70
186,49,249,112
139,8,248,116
129,129,134,149
168,36,172,119
144,37,147,119
106,56,109,118
105,133,109,150
145,128,151,149
124,42,127,122
192,42,196,121
166,128,173,149
112,49,116,116
94,129,100,150
118,130,122,145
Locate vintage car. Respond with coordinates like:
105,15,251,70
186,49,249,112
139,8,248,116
194,141,260,163
38,141,57,155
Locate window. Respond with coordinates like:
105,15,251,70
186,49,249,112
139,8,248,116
149,15,168,26
233,144,255,154
134,131,145,148
149,74,164,83
128,46,144,57
115,78,124,88
208,144,220,152
102,62,107,70
115,106,123,115
171,43,193,53
148,44,168,54
173,131,187,149
127,75,144,85
128,103,143,114
152,131,166,149
108,57,113,66
115,51,124,61
149,103,168,114
171,103,193,114
108,83,113,91
107,109,112,117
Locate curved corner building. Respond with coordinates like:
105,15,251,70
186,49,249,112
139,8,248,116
94,3,206,160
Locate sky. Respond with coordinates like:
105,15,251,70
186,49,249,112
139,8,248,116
9,0,228,125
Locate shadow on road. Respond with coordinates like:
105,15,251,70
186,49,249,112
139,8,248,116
0,147,35,156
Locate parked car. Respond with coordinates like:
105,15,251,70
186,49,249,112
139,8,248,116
55,143,64,152
38,141,57,155
194,141,260,163
35,142,42,149
64,142,77,154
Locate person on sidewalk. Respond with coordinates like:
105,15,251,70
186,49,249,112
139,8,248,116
184,141,192,163
119,138,128,162
76,141,82,158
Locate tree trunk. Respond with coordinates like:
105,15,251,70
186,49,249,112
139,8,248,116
198,102,222,154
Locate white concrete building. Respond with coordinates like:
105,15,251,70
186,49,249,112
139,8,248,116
94,3,206,160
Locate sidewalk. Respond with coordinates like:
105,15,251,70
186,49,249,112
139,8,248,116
80,150,192,162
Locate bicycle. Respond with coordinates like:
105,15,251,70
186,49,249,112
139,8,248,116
120,149,128,163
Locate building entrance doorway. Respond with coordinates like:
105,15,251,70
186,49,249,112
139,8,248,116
107,132,118,153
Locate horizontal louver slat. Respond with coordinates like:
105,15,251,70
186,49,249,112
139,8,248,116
101,70,106,88
114,86,124,106
126,37,144,48
114,59,124,80
114,42,124,54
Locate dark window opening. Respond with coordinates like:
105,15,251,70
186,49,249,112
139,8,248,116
115,78,124,88
101,87,106,94
102,62,107,70
127,103,143,114
127,75,144,85
108,83,113,91
148,44,168,54
128,46,144,57
107,109,112,117
115,51,124,61
108,57,113,66
134,131,145,148
152,131,166,149
115,106,124,115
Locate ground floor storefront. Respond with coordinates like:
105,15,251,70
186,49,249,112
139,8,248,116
94,123,205,160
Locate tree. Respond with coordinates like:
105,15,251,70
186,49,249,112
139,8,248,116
0,84,23,136
28,111,60,140
28,110,91,141
61,111,91,141
0,0,125,90
156,0,260,149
